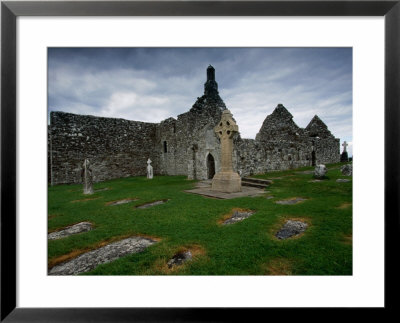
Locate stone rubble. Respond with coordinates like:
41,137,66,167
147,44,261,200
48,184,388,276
49,236,157,275
48,222,92,240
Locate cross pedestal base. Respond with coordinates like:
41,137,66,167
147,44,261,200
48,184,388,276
211,171,241,193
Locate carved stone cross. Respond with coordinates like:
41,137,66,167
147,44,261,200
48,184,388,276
342,141,348,152
214,110,239,172
212,109,241,193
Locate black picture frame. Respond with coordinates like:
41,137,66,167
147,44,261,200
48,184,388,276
1,1,399,321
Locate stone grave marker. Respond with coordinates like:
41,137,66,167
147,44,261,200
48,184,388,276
167,251,193,269
146,158,153,179
82,159,94,195
314,164,327,179
222,209,255,225
136,199,168,209
48,222,93,240
49,236,157,275
276,220,308,239
212,109,241,193
341,164,352,176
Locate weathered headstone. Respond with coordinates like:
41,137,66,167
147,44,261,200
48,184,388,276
82,159,93,195
314,164,327,179
146,158,153,179
341,164,352,176
212,110,241,193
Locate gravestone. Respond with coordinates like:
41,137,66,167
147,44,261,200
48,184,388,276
340,141,349,162
146,159,153,179
223,209,255,225
211,110,241,193
341,164,352,176
48,222,92,240
276,220,308,240
82,159,93,195
314,164,327,179
167,251,192,269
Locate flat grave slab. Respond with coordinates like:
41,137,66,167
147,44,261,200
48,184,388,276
167,251,193,268
95,187,110,192
222,210,255,225
49,236,157,275
296,170,314,175
276,197,307,205
276,220,308,239
336,179,350,183
48,222,92,240
107,198,138,206
136,199,168,209
185,181,265,200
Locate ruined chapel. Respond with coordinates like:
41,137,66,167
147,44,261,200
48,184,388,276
48,65,340,185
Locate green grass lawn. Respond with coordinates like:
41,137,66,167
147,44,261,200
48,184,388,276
48,163,352,275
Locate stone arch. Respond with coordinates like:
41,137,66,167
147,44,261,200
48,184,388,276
206,153,216,179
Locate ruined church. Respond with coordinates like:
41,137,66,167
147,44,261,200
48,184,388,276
48,65,340,185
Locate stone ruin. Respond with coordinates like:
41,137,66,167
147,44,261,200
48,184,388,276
48,65,340,185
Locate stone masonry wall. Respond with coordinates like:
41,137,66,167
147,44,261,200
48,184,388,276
156,92,225,180
48,67,340,185
49,112,159,185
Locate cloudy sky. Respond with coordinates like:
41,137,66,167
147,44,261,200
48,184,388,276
48,47,352,156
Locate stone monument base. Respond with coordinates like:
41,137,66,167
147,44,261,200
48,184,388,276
340,151,349,162
211,171,241,193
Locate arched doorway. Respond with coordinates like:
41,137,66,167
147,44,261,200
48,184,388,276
207,154,216,179
311,151,316,166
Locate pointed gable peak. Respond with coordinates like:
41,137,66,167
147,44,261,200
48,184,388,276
306,115,327,130
271,103,293,119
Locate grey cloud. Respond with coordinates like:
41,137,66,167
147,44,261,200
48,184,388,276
48,47,352,155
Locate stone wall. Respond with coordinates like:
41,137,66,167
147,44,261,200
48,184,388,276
49,112,159,185
156,91,225,180
233,104,340,177
48,66,340,185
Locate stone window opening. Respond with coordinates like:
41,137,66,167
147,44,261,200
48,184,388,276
163,141,167,153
